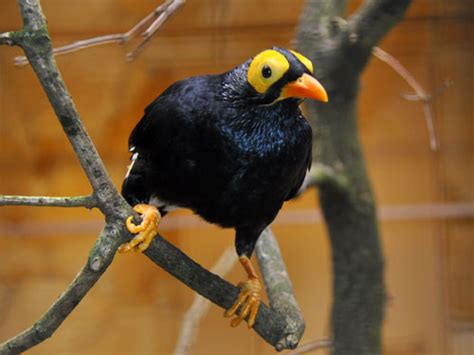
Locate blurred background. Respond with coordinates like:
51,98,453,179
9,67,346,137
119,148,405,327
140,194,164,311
0,0,472,354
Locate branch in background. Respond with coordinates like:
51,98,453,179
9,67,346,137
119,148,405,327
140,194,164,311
174,246,237,355
12,0,185,67
373,46,440,151
299,163,349,195
349,0,412,55
286,338,332,355
0,194,96,209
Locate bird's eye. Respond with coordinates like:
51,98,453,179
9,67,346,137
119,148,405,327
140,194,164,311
261,65,272,79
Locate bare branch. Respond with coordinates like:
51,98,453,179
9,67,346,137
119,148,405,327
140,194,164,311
287,338,332,355
174,246,237,355
13,0,185,67
0,194,96,209
348,0,412,53
373,46,439,151
255,228,305,351
143,233,292,349
127,0,185,60
14,0,120,212
0,224,128,354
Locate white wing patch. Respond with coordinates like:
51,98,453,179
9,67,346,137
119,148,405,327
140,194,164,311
149,196,180,212
125,152,139,179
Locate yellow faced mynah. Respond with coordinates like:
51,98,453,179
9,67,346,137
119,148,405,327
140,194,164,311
119,47,328,328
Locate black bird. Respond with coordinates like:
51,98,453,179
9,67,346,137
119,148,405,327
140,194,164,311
120,47,328,328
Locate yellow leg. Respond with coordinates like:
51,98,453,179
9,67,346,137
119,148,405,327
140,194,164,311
118,204,161,253
224,256,262,328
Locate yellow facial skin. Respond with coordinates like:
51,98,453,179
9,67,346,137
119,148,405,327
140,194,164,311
247,49,290,94
290,50,314,74
247,49,314,94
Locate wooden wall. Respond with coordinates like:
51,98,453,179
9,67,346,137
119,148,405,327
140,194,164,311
0,1,472,354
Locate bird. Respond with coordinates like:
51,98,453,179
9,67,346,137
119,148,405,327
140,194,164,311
119,47,328,328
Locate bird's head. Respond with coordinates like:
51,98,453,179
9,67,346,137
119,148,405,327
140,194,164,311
230,47,328,106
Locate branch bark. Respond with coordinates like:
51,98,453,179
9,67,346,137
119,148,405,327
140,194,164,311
0,195,96,208
255,228,305,351
0,0,303,352
296,1,413,354
0,225,125,354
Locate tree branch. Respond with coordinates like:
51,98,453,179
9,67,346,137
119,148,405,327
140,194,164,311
0,224,128,354
349,0,412,55
0,195,96,209
255,228,305,351
372,46,439,151
296,1,413,354
12,0,185,67
11,0,122,215
174,246,237,355
143,232,292,349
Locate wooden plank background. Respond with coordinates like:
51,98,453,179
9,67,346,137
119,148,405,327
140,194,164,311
0,1,472,354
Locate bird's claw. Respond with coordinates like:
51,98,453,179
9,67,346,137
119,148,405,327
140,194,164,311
224,277,261,328
119,204,161,253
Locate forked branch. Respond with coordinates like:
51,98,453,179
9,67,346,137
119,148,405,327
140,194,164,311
13,0,185,66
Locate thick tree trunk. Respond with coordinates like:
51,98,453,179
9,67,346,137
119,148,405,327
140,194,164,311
296,0,412,354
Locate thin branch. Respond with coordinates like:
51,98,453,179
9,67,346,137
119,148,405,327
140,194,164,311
373,46,439,151
0,194,96,209
127,0,185,60
287,338,332,355
13,0,185,67
174,246,237,355
13,0,121,212
0,224,128,354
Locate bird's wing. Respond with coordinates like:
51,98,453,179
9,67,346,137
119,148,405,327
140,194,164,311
128,77,211,153
285,121,312,201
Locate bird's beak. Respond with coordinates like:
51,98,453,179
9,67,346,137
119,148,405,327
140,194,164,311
281,73,328,102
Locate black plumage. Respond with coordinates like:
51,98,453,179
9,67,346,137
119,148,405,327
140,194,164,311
122,48,312,257
120,47,327,327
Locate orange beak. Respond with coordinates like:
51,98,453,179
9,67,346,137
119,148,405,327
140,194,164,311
281,73,328,103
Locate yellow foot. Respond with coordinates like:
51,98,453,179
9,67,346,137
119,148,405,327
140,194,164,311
224,277,262,328
118,204,161,253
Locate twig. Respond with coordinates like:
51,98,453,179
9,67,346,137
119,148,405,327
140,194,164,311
0,195,96,209
127,0,186,60
286,338,332,355
13,0,185,66
174,246,237,355
373,46,439,151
